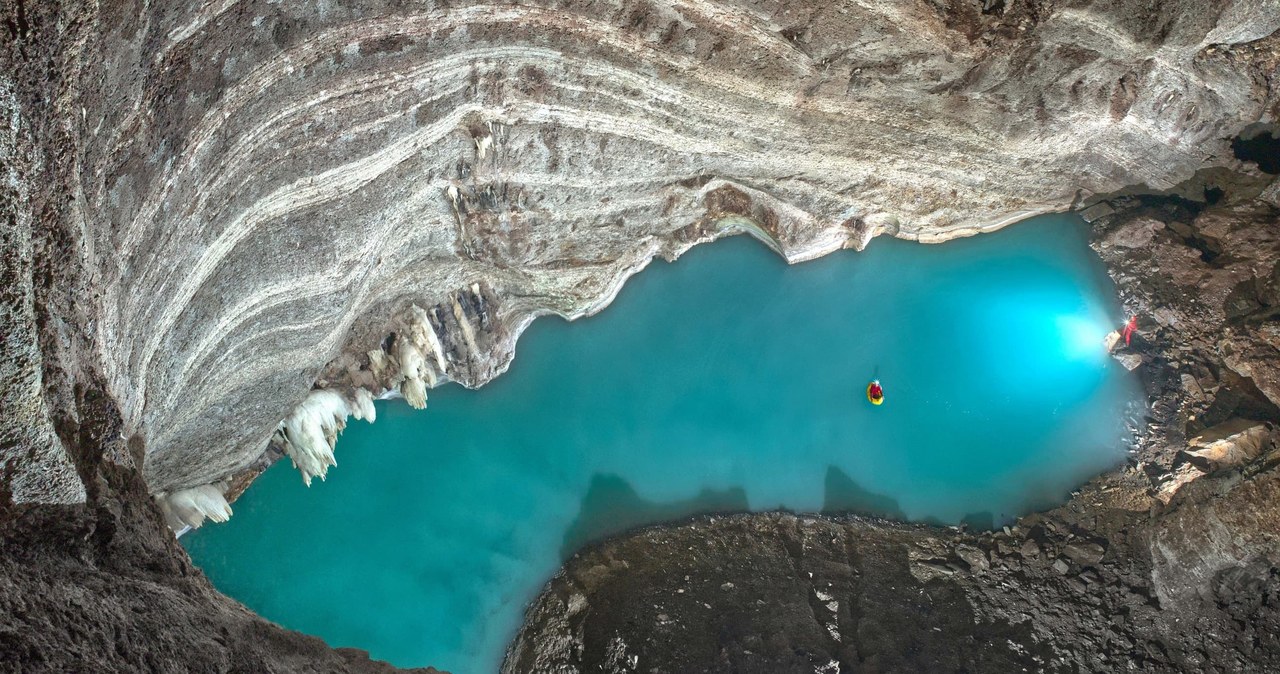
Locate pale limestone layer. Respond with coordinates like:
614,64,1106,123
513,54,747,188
5,1,1279,502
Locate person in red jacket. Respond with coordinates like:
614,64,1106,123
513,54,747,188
1122,316,1138,345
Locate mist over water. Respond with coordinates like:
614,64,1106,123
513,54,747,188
184,214,1143,673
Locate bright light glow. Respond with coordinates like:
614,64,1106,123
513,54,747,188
1055,314,1110,361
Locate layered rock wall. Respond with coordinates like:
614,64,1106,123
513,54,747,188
4,0,1278,507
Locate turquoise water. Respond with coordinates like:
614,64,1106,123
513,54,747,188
183,215,1142,673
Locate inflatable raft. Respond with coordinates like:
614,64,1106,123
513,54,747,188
867,380,884,406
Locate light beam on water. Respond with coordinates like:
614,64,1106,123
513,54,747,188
184,214,1144,673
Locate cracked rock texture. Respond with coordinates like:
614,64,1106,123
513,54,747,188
2,0,1280,672
507,456,1280,674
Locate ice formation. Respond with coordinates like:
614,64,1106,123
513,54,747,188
397,340,429,409
159,483,232,531
396,304,447,409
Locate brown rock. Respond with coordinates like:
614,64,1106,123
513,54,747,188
1063,542,1106,567
1185,419,1270,472
1021,540,1041,559
955,545,990,572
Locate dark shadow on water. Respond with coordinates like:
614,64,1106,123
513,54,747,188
819,465,906,520
960,511,996,531
562,466,1063,559
560,474,749,560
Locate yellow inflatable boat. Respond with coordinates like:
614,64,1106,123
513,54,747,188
866,380,884,406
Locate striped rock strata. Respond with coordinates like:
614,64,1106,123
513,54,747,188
3,1,1279,523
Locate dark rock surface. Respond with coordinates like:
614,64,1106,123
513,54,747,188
507,458,1280,673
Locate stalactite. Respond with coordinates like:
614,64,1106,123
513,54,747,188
276,389,375,486
158,484,232,530
397,341,430,409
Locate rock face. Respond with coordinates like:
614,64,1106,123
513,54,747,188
3,0,1280,672
4,0,1279,507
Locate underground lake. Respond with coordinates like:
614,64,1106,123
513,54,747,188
182,213,1145,673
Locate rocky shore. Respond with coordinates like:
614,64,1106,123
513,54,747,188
2,0,1279,672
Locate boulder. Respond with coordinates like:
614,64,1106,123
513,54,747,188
1185,419,1270,473
1104,330,1122,353
1020,540,1041,559
955,545,990,572
1261,177,1280,210
1102,216,1161,249
1080,202,1116,223
1063,541,1106,566
1117,354,1144,371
